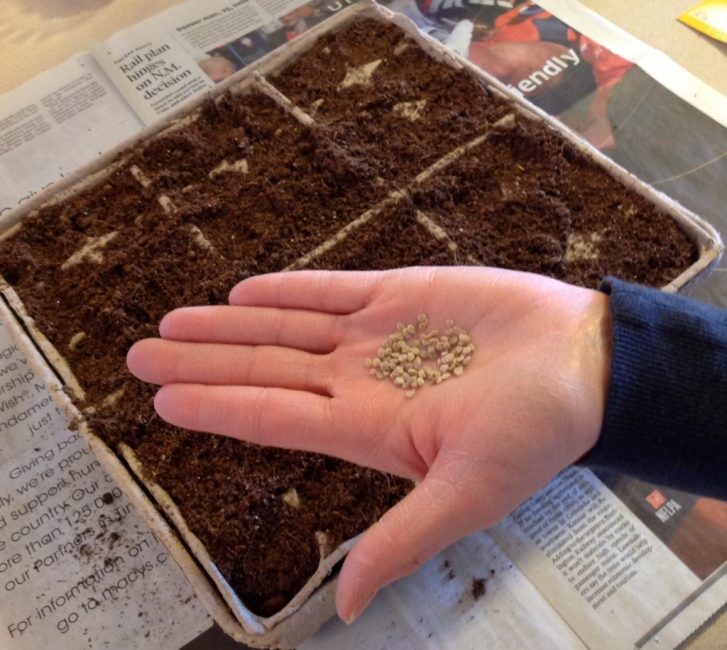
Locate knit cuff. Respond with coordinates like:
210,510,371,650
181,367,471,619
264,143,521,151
580,277,727,500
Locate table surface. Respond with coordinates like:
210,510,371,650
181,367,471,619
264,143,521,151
2,1,726,648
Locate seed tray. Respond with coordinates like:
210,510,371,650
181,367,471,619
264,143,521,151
0,1,722,647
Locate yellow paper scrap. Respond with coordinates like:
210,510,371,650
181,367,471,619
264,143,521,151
679,1,727,43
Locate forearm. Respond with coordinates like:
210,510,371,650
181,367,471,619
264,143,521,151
581,277,727,500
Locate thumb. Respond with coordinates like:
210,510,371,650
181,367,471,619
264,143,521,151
335,460,485,623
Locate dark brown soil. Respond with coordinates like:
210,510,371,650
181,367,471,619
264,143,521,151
0,16,698,620
412,117,698,288
272,19,512,184
305,199,458,270
471,577,487,600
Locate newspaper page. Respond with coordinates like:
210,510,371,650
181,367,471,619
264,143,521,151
0,55,142,222
0,317,212,649
302,532,586,650
490,467,727,648
2,1,727,649
89,0,360,124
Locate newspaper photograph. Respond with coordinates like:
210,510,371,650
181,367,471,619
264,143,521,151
1,0,727,648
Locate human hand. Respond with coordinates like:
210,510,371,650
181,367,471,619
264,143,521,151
126,267,611,622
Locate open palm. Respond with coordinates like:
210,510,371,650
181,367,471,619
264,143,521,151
127,266,610,622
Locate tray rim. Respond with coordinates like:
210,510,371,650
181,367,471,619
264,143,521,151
0,0,723,645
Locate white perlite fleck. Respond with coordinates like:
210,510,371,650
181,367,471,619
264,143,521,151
393,99,427,122
366,315,474,397
393,40,409,56
101,386,126,408
129,164,152,188
208,158,249,179
565,231,603,262
308,98,324,114
68,331,86,350
281,488,301,509
340,59,383,89
157,194,177,214
187,224,216,251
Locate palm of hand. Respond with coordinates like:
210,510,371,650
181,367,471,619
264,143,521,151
127,266,609,622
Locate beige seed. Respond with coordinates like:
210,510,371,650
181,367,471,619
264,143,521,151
454,366,464,376
405,389,416,398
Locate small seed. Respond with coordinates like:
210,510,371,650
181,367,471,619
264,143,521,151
367,314,473,395
405,389,416,398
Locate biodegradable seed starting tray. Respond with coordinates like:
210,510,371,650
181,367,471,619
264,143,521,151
0,2,722,647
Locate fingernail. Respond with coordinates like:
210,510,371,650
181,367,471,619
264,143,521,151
344,592,375,625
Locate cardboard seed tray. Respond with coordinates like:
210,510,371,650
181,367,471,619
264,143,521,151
0,1,722,647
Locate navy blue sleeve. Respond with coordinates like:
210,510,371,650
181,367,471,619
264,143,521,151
581,277,727,500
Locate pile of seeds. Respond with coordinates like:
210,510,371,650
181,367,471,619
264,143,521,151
365,314,475,397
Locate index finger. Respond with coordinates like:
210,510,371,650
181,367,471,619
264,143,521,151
228,270,383,314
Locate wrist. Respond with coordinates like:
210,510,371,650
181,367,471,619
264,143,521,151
571,289,612,458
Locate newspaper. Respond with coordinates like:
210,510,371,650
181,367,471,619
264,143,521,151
1,1,727,648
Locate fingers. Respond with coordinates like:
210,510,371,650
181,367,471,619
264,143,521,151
153,384,381,467
335,457,483,623
158,305,342,353
127,339,332,395
228,270,383,314
154,384,334,450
